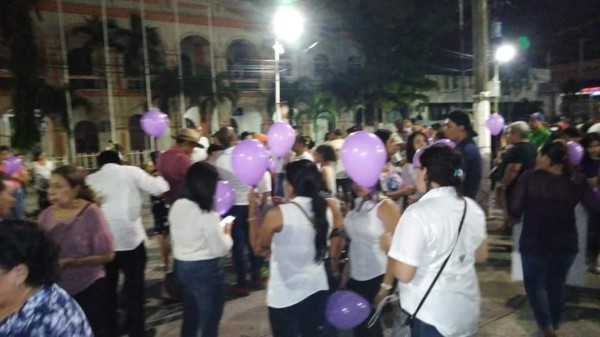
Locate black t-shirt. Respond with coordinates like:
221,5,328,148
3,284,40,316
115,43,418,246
503,141,537,191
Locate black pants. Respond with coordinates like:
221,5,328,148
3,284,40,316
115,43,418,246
37,190,50,211
268,290,329,337
74,277,108,337
105,242,147,337
346,275,384,337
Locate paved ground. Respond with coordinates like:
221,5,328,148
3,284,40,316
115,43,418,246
24,190,600,337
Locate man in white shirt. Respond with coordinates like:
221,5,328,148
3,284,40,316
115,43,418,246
191,126,211,162
86,150,169,337
214,127,271,296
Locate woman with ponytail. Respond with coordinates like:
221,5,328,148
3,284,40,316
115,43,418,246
38,165,114,337
508,141,600,337
248,159,334,337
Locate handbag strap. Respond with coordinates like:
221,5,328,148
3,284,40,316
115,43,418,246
407,198,467,325
289,201,316,226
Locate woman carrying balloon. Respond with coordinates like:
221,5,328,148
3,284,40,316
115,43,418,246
343,179,401,337
381,145,488,337
248,159,334,337
169,162,233,337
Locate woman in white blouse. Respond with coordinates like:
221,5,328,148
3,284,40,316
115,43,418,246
344,182,400,337
382,145,488,337
248,159,334,337
169,162,233,337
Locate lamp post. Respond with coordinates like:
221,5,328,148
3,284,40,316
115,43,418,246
493,44,516,114
273,6,303,122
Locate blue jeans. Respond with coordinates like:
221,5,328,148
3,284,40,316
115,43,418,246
411,317,444,337
227,205,263,287
8,187,25,220
268,290,329,337
175,258,225,337
521,253,576,331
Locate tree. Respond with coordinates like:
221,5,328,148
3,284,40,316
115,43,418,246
0,0,42,149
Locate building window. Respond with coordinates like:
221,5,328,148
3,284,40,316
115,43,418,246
314,54,330,78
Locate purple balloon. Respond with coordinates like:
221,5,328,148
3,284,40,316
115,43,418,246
486,113,505,136
140,108,169,138
413,147,424,168
326,290,371,330
435,139,456,148
267,122,296,158
341,131,387,188
232,139,270,186
214,181,235,216
2,156,22,175
567,141,584,166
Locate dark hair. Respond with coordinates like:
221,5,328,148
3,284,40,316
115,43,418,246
315,144,336,163
207,144,223,156
51,166,97,203
0,145,10,152
0,220,60,287
294,135,307,147
431,123,442,132
305,136,315,150
285,160,328,263
97,150,122,167
374,129,392,144
333,129,344,137
240,131,252,140
180,162,219,212
540,141,578,183
406,131,428,163
419,145,464,197
33,151,44,161
562,127,581,140
581,132,600,162
150,150,160,164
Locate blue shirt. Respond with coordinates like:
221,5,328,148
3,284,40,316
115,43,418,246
0,284,92,337
456,138,482,199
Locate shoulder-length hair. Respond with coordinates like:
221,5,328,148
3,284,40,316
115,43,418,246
180,162,219,212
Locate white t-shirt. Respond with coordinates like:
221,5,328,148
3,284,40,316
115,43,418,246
345,198,388,281
268,197,330,308
31,161,55,190
321,165,337,194
190,137,211,163
328,138,347,179
388,187,486,337
169,199,233,261
292,151,314,162
215,147,272,205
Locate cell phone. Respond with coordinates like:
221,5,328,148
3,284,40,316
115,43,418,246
219,215,236,228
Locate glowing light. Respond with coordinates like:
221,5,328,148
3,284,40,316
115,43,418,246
495,44,517,63
273,6,304,43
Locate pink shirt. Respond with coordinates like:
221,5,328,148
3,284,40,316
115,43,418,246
38,204,114,295
156,146,192,205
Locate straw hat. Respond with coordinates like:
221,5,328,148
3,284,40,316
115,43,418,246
172,128,204,147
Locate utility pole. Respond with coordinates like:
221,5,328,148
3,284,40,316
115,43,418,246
472,0,491,212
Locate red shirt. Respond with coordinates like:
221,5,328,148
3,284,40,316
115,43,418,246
156,146,192,205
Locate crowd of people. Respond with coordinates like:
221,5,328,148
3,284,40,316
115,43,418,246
0,109,599,337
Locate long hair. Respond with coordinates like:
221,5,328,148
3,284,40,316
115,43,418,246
540,141,581,185
180,162,219,212
285,160,328,263
51,165,97,203
419,145,464,197
406,131,427,164
581,132,600,162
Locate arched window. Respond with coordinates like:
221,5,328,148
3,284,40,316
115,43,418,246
180,35,211,76
314,54,330,77
74,121,99,153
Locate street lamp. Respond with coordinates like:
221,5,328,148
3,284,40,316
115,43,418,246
273,6,304,122
493,44,517,113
